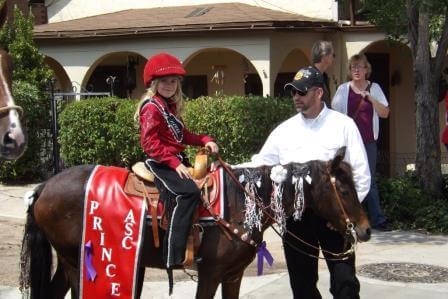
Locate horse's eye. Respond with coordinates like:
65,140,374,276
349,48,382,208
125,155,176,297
340,190,350,197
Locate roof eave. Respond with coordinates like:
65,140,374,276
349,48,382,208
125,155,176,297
33,21,339,40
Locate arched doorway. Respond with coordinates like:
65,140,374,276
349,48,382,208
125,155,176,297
83,52,146,99
184,48,261,98
362,40,413,176
274,49,309,97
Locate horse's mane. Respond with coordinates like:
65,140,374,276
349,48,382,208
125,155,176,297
223,166,272,222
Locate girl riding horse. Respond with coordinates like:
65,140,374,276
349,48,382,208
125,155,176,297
137,52,219,268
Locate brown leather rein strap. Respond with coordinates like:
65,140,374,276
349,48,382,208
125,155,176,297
0,104,23,117
200,174,258,247
214,153,356,259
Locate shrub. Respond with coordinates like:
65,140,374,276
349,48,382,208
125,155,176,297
184,95,294,164
59,97,144,167
378,173,448,233
58,95,294,168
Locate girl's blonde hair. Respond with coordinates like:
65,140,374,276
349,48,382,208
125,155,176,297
134,76,184,122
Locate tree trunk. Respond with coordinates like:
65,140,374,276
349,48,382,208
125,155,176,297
414,11,442,195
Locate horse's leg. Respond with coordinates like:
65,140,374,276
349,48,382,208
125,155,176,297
136,267,146,298
57,258,79,299
49,257,70,299
195,271,221,299
221,272,244,299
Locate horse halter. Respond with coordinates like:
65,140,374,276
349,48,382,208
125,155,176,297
0,104,23,118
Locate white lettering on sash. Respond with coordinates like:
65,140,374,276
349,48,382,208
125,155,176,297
124,222,133,236
124,210,136,224
100,232,105,246
106,264,116,277
89,200,99,215
121,209,137,250
122,236,132,250
101,247,112,262
111,282,121,296
93,216,103,231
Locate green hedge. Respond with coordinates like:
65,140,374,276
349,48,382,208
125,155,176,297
184,95,294,164
378,173,448,233
58,95,294,167
58,97,143,167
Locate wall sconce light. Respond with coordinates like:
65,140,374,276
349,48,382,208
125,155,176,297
262,70,267,79
211,65,225,85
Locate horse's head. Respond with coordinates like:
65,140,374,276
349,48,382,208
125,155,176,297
233,166,273,233
0,48,26,160
285,147,371,242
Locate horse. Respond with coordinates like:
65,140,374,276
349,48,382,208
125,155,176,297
19,147,371,299
0,48,25,160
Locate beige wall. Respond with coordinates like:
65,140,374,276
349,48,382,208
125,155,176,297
39,29,440,173
185,49,253,96
45,0,338,23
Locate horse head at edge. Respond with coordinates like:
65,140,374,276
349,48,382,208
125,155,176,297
0,48,26,160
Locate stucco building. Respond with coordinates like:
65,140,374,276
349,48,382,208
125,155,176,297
2,0,447,175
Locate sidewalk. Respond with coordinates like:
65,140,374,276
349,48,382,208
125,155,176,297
1,184,448,298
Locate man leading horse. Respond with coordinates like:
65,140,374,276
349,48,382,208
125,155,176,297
241,66,370,299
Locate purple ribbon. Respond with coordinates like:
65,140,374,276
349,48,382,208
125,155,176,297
257,241,274,276
84,240,97,282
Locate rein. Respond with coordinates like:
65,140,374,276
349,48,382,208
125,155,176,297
214,153,357,260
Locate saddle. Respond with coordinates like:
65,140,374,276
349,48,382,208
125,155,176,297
124,149,218,267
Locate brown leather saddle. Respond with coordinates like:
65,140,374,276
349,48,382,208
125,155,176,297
123,149,218,266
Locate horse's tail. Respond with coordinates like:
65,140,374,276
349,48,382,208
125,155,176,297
19,183,53,299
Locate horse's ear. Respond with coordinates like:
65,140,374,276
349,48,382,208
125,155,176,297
330,147,346,173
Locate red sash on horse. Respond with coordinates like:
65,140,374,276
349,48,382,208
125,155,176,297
80,166,146,299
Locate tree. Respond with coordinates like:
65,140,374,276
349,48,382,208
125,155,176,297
0,6,53,181
363,0,448,195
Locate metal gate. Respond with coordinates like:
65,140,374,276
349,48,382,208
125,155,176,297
49,81,110,174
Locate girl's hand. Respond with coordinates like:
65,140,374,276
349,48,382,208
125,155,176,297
205,141,219,154
176,163,192,179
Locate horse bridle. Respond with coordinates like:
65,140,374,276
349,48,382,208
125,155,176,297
215,153,357,260
0,104,23,118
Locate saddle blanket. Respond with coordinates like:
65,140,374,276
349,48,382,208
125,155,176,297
80,165,146,299
148,167,225,221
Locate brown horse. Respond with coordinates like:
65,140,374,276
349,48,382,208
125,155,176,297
20,147,371,299
0,48,25,160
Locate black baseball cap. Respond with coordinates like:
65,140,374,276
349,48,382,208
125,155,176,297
284,66,324,93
